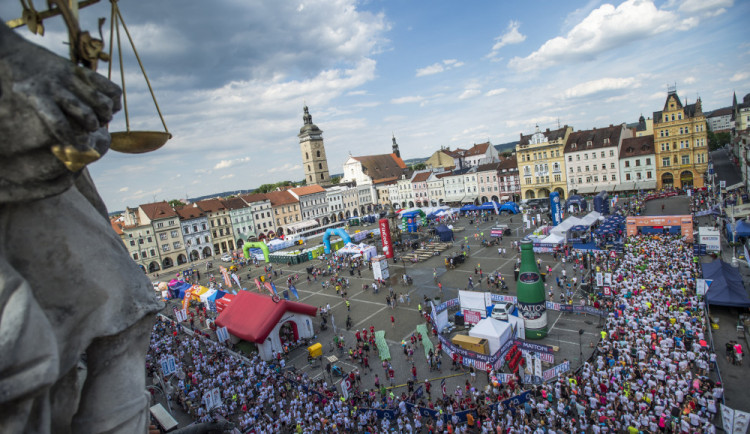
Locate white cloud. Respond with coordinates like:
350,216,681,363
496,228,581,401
487,21,526,60
119,187,129,192
220,174,235,180
730,72,750,82
391,95,425,104
214,156,251,170
268,163,302,173
347,90,368,96
486,88,507,97
458,89,481,100
562,77,639,98
683,76,697,84
415,59,464,77
509,0,693,72
678,0,733,15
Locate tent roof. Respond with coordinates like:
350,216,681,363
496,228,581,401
215,291,318,343
470,317,512,338
435,224,452,233
702,260,750,307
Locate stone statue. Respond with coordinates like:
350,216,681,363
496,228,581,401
0,20,162,433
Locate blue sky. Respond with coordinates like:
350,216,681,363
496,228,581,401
3,0,748,210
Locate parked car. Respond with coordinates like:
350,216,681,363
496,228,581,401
491,302,515,321
221,254,232,262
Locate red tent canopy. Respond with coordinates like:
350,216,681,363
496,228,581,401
215,291,317,343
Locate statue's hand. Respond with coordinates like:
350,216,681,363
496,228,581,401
0,21,121,168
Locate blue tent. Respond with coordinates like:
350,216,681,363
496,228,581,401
206,289,227,311
434,224,454,242
171,281,192,299
478,201,501,211
565,195,587,211
702,260,750,307
460,204,479,212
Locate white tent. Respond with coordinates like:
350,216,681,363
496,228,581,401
469,318,514,355
578,211,602,226
550,216,583,238
539,233,565,245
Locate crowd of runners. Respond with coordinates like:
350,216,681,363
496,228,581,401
147,225,726,433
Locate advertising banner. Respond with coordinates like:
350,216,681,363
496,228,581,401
550,192,562,226
379,218,394,258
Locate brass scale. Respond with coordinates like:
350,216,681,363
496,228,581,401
6,0,171,171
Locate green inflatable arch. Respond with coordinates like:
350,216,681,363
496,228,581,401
243,241,270,263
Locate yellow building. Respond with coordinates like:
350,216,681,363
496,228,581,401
653,88,709,189
516,125,572,200
424,148,456,170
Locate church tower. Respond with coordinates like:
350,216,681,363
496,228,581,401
392,134,401,158
298,106,330,185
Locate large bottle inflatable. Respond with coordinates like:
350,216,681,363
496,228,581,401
516,239,548,339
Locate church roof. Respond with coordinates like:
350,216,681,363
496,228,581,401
352,153,409,181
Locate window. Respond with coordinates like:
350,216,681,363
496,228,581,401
568,156,572,162
645,158,651,165
601,151,605,158
316,150,320,157
576,155,580,161
603,175,608,181
609,150,614,157
585,166,590,172
611,174,615,181
156,222,164,228
159,233,167,240
130,240,136,246
610,163,615,169
681,155,690,165
646,171,652,179
139,239,144,245
319,163,323,169
132,253,138,260
173,242,181,249
584,154,588,160
626,173,631,181
636,172,642,180
162,244,170,252
593,176,598,182
635,159,641,167
170,230,178,238
662,157,670,167
601,164,606,171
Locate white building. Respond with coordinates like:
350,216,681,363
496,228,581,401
564,124,632,195
618,136,657,191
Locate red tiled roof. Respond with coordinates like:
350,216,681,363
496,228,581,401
139,201,177,220
195,198,228,213
215,291,317,343
291,184,326,196
352,153,409,181
240,193,268,204
564,125,623,154
223,197,249,211
411,172,431,182
175,204,205,220
264,190,299,207
619,136,655,159
110,218,124,235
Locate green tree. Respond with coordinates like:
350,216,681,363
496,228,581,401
411,162,426,170
501,151,513,158
168,199,186,207
330,176,341,184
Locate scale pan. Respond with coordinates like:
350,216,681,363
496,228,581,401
110,131,171,154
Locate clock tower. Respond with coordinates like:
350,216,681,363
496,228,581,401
298,106,330,185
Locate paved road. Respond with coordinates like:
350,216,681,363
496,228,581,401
711,147,743,187
162,213,603,402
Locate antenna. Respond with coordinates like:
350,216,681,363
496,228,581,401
557,117,561,129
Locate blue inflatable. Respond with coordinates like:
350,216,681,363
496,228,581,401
323,228,352,254
550,192,562,226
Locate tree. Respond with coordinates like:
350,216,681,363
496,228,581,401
411,162,426,170
168,199,186,208
330,176,341,185
501,151,513,158
707,130,732,151
256,181,294,193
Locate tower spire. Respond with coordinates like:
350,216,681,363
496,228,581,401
392,133,401,158
303,105,312,125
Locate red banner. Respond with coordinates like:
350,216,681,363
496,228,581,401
379,218,394,258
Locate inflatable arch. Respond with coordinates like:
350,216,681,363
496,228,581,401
323,228,351,254
243,241,270,263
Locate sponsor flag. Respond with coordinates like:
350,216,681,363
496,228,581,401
231,273,242,288
289,284,300,300
264,281,277,296
441,378,447,397
219,266,232,287
254,278,262,292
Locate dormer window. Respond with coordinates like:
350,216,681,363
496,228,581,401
572,143,577,149
586,141,592,147
603,138,610,144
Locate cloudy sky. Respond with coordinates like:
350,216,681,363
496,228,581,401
3,0,748,210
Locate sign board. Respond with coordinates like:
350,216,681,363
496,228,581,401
604,273,612,285
160,356,176,377
720,180,727,188
175,308,188,323
216,326,230,342
205,388,222,409
696,279,713,296
542,360,571,382
462,309,483,324
698,227,721,252
595,272,604,287
603,286,611,296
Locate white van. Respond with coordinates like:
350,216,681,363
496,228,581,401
491,302,515,321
